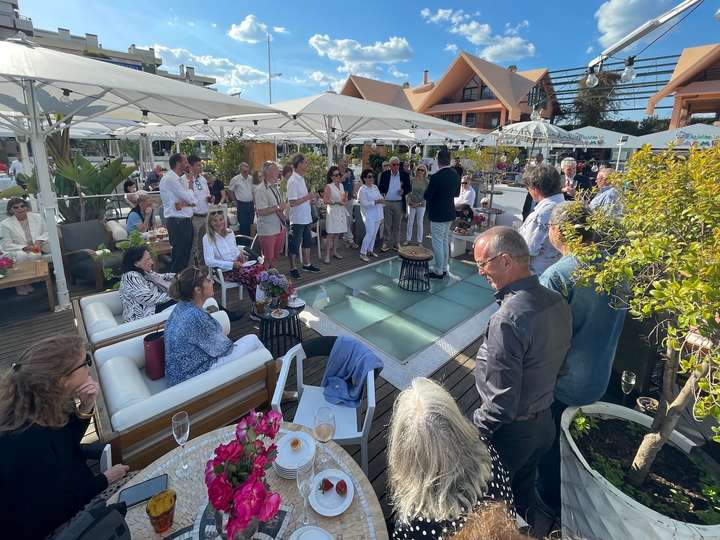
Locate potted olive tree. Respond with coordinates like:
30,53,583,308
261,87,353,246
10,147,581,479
561,144,720,539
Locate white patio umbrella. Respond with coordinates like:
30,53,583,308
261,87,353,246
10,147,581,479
0,36,279,307
190,91,477,165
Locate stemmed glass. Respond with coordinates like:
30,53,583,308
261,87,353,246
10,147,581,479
621,370,636,406
296,459,315,526
313,407,336,468
171,411,190,477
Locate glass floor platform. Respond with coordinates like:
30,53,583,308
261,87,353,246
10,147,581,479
297,258,498,388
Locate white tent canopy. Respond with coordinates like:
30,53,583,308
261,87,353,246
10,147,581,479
567,126,639,149
632,123,720,150
188,91,477,164
0,36,280,308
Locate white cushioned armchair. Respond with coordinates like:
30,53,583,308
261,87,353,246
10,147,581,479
74,291,220,350
91,321,276,468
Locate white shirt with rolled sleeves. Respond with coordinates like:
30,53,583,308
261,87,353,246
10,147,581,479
454,185,476,207
159,170,195,219
286,172,312,225
518,193,564,276
188,174,210,215
358,184,383,222
202,231,242,271
228,174,254,203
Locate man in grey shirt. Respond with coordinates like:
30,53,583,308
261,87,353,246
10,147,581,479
472,226,571,526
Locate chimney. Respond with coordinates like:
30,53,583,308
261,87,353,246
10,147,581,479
508,65,518,73
423,70,429,85
402,82,410,88
85,33,98,48
185,66,195,77
58,27,70,40
179,64,185,77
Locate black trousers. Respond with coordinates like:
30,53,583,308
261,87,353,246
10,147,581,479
236,200,255,236
491,407,555,524
537,400,569,511
166,217,193,272
155,299,177,313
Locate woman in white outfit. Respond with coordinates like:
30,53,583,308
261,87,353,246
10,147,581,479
1,198,49,295
323,165,348,264
405,164,428,245
357,168,386,262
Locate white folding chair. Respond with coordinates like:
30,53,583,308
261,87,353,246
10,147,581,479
211,267,243,309
271,338,376,474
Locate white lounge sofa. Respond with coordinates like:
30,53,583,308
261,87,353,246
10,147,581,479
92,323,276,468
74,291,220,350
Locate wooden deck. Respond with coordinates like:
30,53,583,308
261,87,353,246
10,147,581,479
0,240,486,533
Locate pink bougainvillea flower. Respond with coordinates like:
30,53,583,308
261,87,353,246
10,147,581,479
252,453,268,472
258,492,281,521
235,478,266,514
215,440,243,462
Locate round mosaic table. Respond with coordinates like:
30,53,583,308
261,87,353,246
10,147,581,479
257,305,305,359
109,422,388,540
397,245,433,292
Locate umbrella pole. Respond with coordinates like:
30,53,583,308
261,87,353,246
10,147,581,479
23,80,70,309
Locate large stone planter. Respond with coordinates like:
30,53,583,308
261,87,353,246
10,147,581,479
560,402,720,540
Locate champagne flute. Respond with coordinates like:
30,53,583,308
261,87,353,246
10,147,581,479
296,459,315,526
621,370,636,406
313,407,335,467
172,411,190,477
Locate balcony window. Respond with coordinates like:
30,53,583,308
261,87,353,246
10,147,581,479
462,75,495,102
464,113,477,128
440,114,462,125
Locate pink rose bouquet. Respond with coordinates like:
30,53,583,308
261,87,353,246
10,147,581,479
205,410,283,536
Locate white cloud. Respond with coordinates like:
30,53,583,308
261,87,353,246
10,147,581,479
388,65,408,79
586,44,594,54
450,20,492,45
420,8,536,63
420,8,469,24
149,44,266,91
295,71,345,92
211,23,217,28
479,36,535,62
227,14,268,43
504,20,529,36
308,34,413,74
595,0,670,48
273,26,289,34
444,43,458,54
188,21,196,27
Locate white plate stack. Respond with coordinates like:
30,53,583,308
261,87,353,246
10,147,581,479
273,431,316,479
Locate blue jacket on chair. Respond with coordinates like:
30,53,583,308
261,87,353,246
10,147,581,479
321,336,383,408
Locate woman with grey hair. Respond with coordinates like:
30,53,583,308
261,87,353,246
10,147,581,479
388,377,513,539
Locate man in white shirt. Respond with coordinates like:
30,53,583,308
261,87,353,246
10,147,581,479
8,157,23,177
454,177,476,210
228,162,254,236
159,153,195,272
286,154,320,280
186,154,211,265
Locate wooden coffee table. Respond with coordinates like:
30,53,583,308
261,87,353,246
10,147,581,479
0,260,55,311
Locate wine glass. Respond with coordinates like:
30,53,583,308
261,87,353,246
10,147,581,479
296,459,315,526
171,411,190,477
621,370,636,406
313,407,335,468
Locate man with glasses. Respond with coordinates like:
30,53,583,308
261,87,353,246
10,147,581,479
378,156,411,252
472,226,571,529
286,154,320,279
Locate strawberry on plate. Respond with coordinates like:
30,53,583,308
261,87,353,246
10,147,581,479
319,478,334,493
335,479,348,497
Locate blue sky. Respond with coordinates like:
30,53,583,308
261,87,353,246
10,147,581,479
19,0,720,113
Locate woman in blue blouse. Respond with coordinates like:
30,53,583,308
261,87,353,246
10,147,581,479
164,266,259,386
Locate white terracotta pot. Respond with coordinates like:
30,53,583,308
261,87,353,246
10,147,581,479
560,402,720,540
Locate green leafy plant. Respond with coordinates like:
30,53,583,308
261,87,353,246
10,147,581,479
570,411,598,440
206,136,246,183
367,153,386,173
171,139,197,156
118,139,140,165
574,144,720,487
